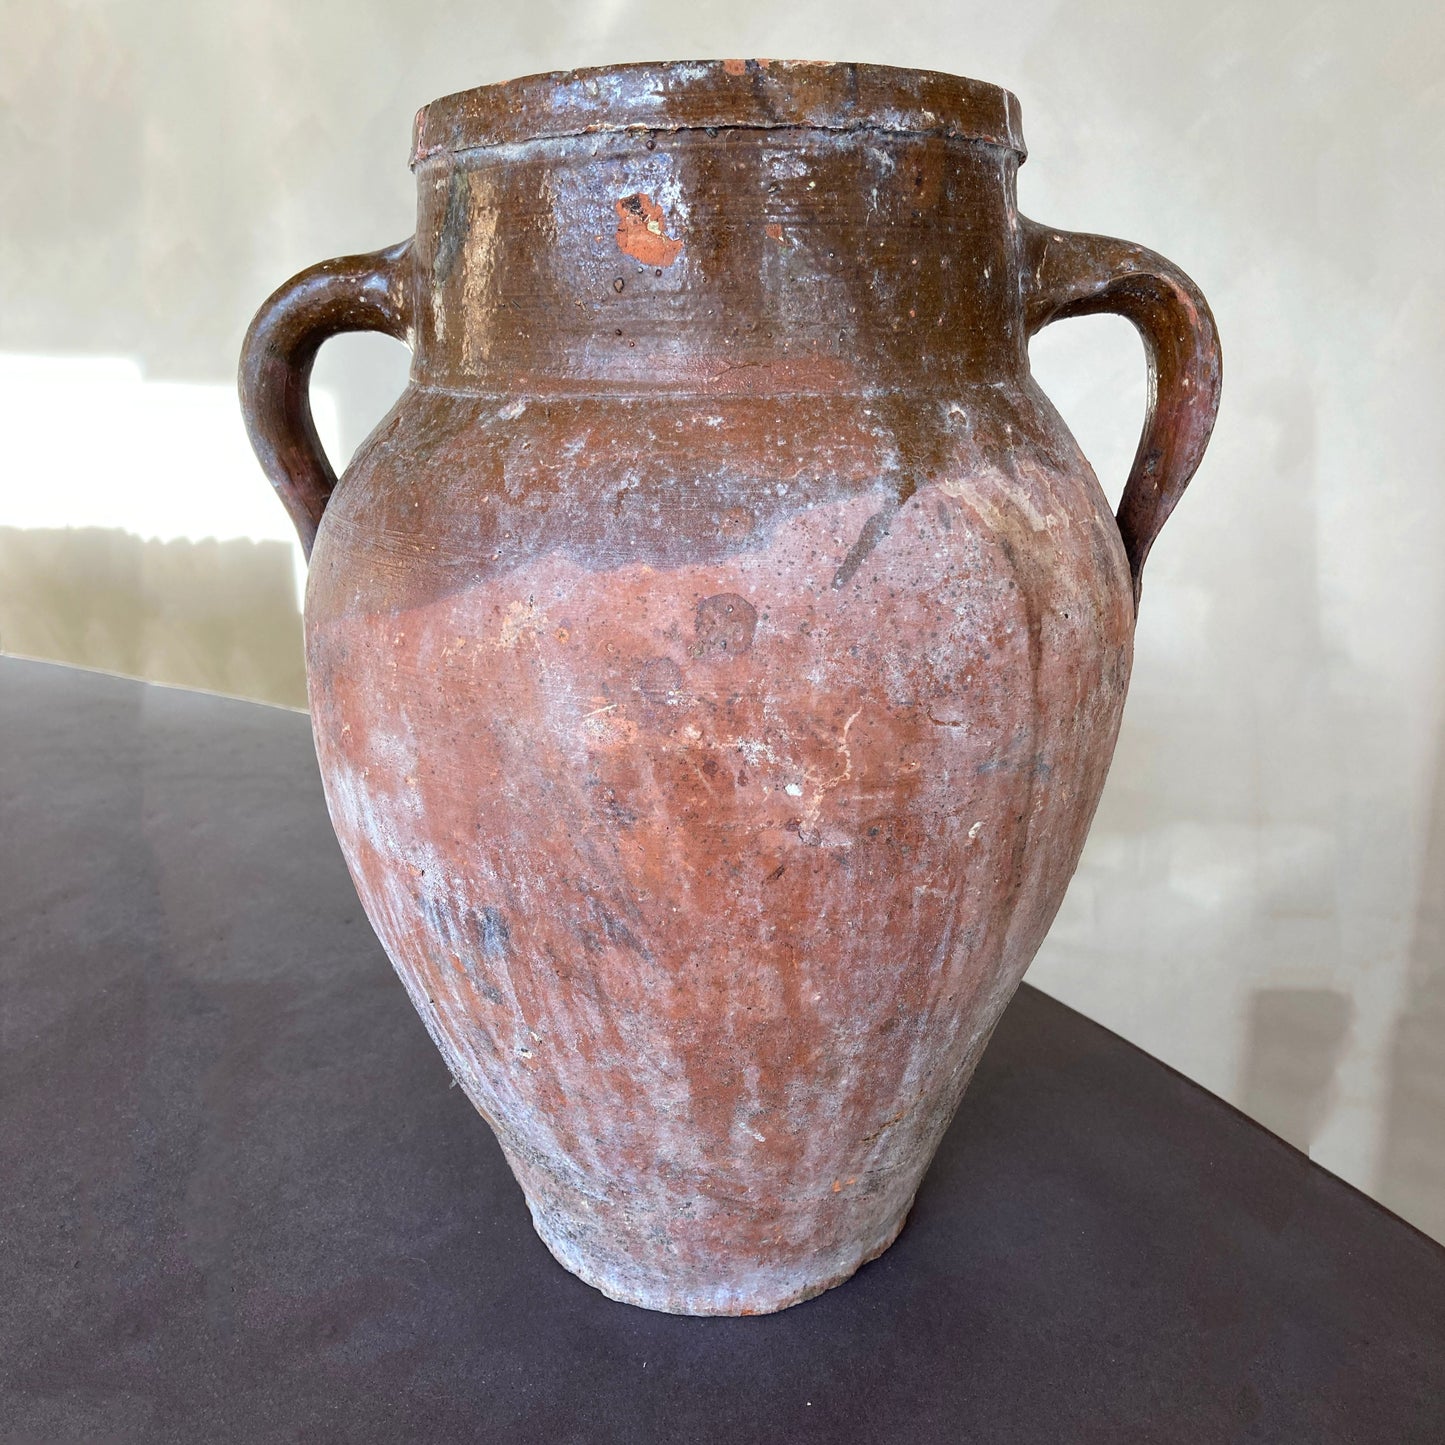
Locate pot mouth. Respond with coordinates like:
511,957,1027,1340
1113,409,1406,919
410,59,1026,167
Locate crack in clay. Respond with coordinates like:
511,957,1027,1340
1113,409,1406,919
801,708,863,832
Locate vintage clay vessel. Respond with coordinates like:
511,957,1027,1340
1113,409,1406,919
240,60,1221,1315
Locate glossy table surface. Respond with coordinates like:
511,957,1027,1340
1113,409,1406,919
3,657,1442,1443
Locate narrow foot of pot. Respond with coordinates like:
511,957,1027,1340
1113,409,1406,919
525,1196,915,1316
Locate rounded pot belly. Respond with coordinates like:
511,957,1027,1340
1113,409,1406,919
305,409,1132,1314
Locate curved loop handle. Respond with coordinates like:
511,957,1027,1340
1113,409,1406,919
239,239,414,557
1021,219,1222,609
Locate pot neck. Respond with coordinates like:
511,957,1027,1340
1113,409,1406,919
407,127,1029,396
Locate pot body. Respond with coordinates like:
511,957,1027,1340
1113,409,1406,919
243,62,1220,1315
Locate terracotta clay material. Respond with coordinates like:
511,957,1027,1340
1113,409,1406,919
239,60,1222,1316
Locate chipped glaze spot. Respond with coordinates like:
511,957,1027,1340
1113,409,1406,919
615,192,684,267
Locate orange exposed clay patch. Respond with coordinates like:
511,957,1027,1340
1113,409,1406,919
615,193,684,267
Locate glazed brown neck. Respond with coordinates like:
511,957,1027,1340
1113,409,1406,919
408,128,1027,395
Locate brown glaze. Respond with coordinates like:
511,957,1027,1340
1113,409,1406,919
239,60,1221,1315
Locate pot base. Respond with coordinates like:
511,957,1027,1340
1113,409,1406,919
526,1196,916,1317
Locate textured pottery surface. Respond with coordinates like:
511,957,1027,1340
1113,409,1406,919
240,60,1221,1316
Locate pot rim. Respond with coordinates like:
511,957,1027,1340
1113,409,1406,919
410,59,1026,168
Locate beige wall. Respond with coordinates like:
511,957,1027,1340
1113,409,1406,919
4,0,1442,1239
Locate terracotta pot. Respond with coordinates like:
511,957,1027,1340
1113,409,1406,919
240,61,1221,1316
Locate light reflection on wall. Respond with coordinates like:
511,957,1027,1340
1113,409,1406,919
0,353,340,707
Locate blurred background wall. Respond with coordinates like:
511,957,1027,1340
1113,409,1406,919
3,0,1442,1241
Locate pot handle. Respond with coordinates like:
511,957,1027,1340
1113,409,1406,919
1020,219,1222,609
238,239,414,557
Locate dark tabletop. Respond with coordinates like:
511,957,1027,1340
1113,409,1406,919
2,656,1442,1444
